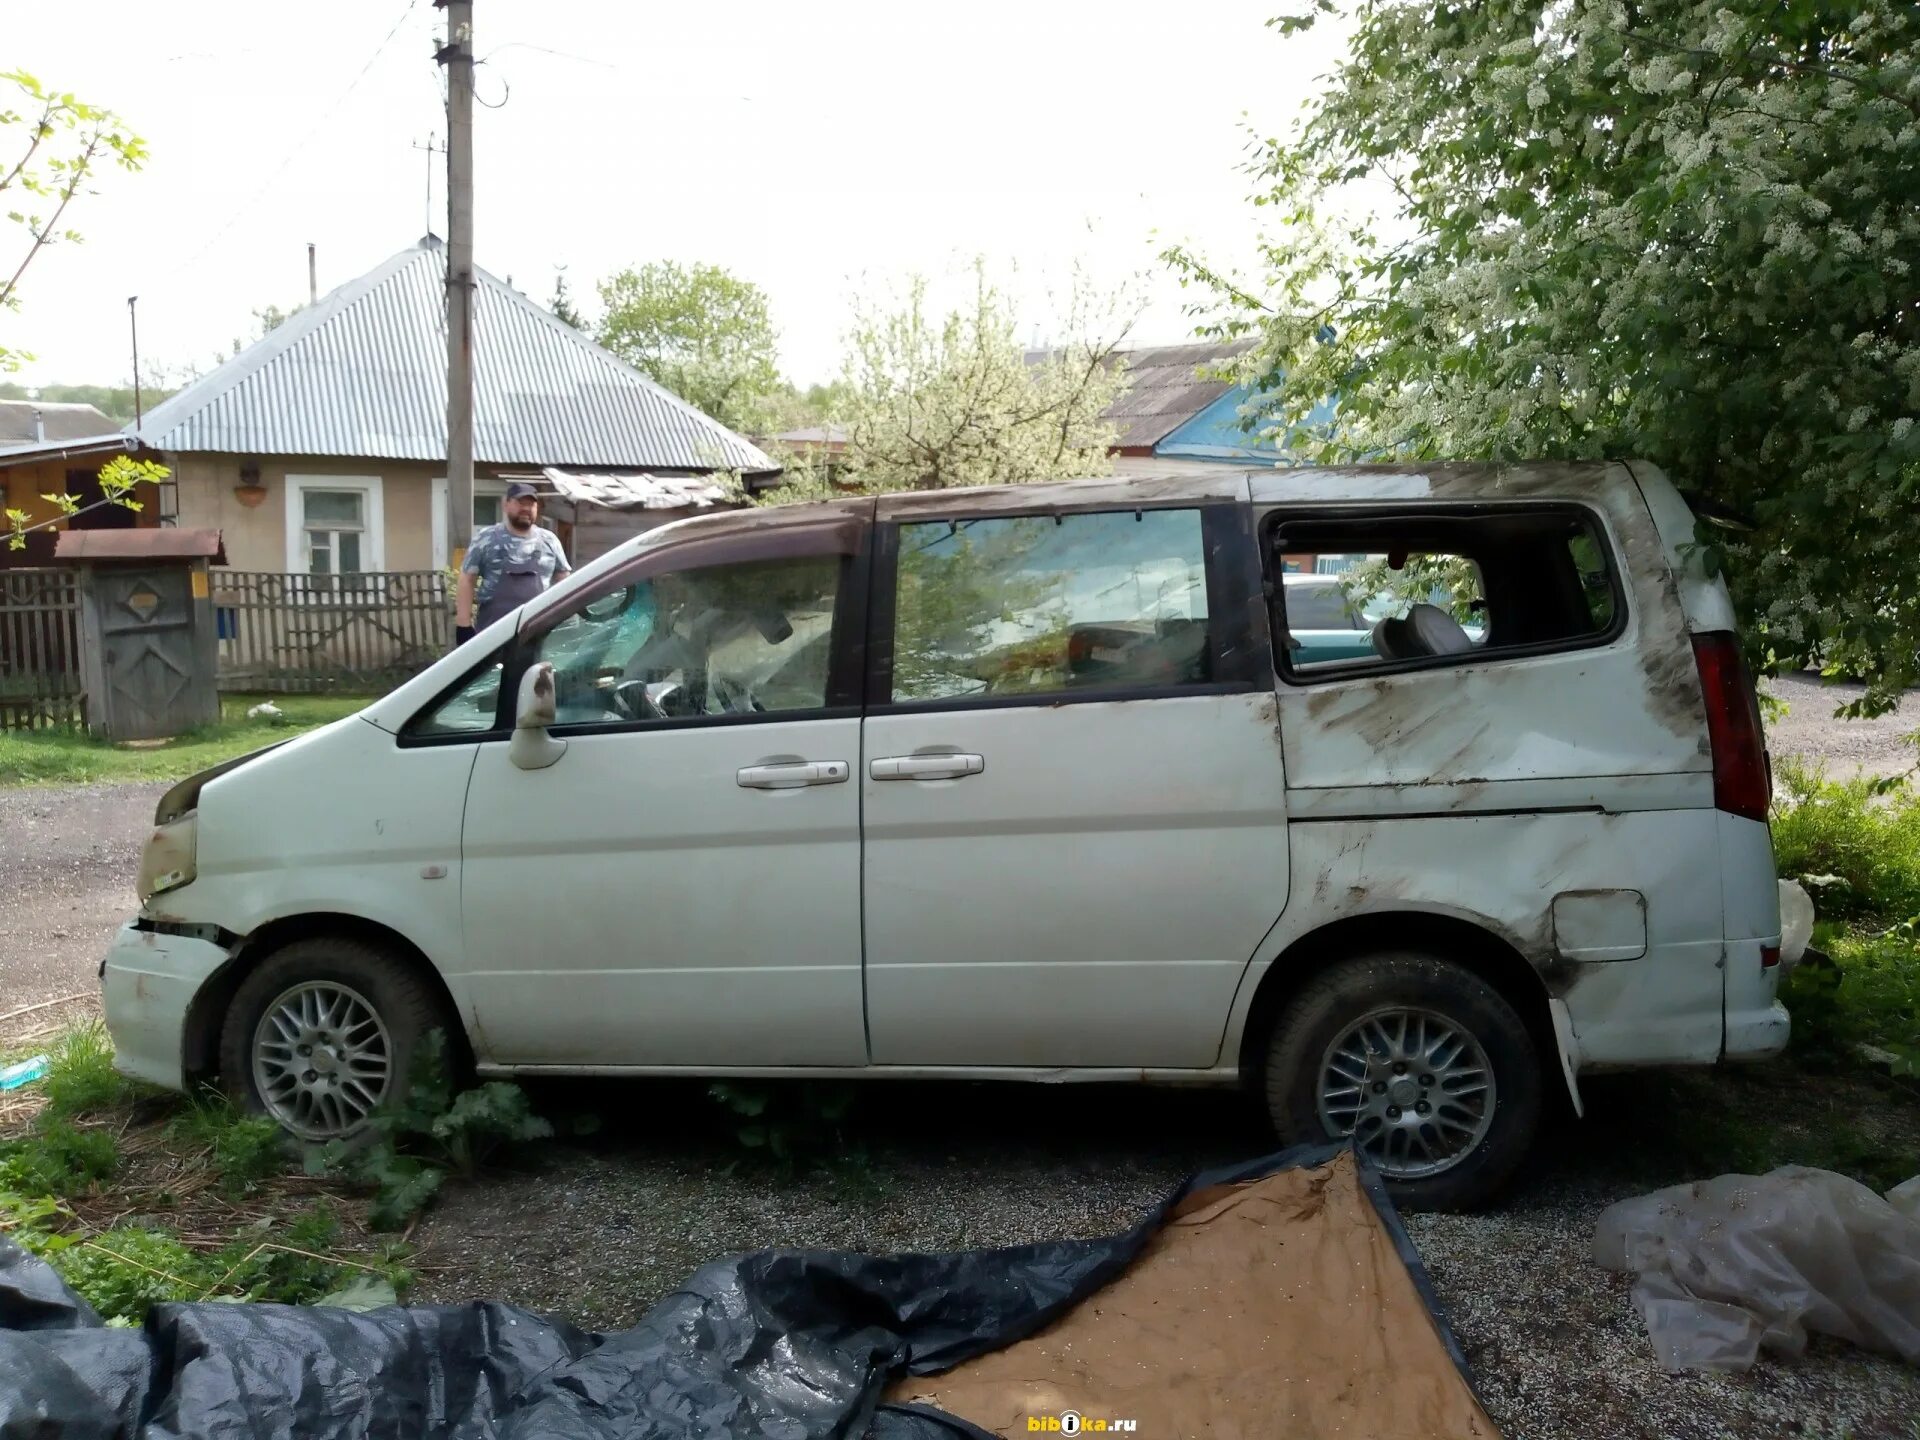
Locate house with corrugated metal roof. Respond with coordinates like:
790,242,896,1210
0,236,774,573
1100,339,1338,475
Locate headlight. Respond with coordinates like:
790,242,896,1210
137,813,198,904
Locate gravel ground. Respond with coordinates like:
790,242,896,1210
4,700,1918,1437
1766,672,1915,781
404,1073,1920,1440
0,781,157,1036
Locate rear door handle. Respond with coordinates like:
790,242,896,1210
736,760,849,790
869,753,986,781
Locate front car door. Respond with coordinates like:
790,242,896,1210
860,479,1292,1069
447,502,873,1068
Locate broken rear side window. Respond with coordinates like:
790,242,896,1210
1269,506,1623,679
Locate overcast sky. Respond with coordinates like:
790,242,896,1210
7,1,1350,392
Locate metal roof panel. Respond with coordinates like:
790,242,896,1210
132,238,775,473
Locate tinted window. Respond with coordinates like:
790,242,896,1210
891,509,1213,702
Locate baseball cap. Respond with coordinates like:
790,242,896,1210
504,481,539,500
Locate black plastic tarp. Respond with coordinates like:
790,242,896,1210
1,1144,1476,1439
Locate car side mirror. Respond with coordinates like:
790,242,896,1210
509,661,568,771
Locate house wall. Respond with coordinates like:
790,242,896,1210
2,457,164,532
167,454,443,573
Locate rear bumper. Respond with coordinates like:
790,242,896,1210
100,921,232,1091
1724,1000,1791,1062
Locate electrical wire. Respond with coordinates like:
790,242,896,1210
474,69,510,110
159,0,425,281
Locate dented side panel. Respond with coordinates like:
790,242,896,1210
1223,809,1729,1069
1258,468,1711,796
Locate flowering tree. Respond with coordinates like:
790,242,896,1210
834,261,1132,494
1168,1,1920,711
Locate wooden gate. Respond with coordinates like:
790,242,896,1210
76,561,221,741
0,568,86,731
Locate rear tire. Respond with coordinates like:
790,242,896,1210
1261,951,1542,1211
219,936,449,1141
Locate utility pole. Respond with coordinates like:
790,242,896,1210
308,243,318,306
127,296,143,429
436,0,475,569
411,133,445,233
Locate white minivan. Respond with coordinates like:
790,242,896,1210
102,461,1787,1207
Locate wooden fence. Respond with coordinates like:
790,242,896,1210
213,570,453,694
0,567,86,731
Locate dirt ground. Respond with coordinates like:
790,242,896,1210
3,702,1917,1438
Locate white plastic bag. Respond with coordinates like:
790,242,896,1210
1593,1167,1920,1372
1777,878,1815,969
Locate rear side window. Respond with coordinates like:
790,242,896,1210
1270,506,1622,679
887,508,1217,703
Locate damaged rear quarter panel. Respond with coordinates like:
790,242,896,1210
1257,462,1711,796
1226,808,1728,1070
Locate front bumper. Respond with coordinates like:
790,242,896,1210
100,921,233,1091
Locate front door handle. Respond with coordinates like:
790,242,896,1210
869,753,986,781
736,760,849,790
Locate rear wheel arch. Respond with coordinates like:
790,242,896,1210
1235,910,1558,1088
184,913,470,1086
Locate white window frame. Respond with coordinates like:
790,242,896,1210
431,476,511,570
285,474,386,576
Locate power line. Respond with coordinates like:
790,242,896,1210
159,0,424,282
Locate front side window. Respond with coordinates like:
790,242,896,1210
1271,506,1620,678
303,490,366,575
412,661,503,736
889,508,1214,703
534,554,842,727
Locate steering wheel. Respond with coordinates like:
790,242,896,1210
612,678,670,721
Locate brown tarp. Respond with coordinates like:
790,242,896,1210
889,1151,1498,1439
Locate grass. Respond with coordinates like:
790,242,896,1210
39,1023,141,1118
165,1096,290,1197
1770,758,1920,1072
1772,757,1920,921
0,692,368,787
1,1025,412,1324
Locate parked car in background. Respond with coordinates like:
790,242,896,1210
104,461,1787,1209
1282,572,1488,665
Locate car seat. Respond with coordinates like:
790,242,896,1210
1371,602,1475,660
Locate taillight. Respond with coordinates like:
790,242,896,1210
1692,632,1769,823
1760,944,1781,970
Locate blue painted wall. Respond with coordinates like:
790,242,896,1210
1154,383,1339,463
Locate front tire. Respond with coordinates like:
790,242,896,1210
219,936,447,1141
1261,951,1542,1210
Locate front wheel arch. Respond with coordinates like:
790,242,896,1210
184,913,470,1087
